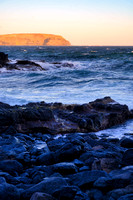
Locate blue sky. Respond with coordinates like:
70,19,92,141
0,0,133,45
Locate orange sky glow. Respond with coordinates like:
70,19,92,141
0,0,133,46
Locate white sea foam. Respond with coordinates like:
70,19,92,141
0,46,133,136
96,120,133,139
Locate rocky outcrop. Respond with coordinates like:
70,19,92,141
0,52,8,67
0,52,75,71
0,97,132,199
0,33,71,46
0,97,132,134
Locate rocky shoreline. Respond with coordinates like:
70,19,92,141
0,96,133,200
0,51,74,71
0,52,133,200
0,96,132,135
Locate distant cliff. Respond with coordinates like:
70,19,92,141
0,33,71,46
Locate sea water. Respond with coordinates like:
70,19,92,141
0,46,133,138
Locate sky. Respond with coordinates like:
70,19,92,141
0,0,133,46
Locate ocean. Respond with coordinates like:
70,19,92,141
0,46,133,138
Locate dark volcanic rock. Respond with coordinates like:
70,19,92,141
16,60,41,66
79,149,122,172
37,152,55,166
94,168,133,190
69,170,108,189
0,57,44,71
0,97,132,200
0,160,23,176
49,162,78,175
47,137,69,152
30,192,56,200
106,185,133,200
0,135,26,160
15,60,44,71
73,191,90,200
21,177,68,200
0,171,21,185
0,182,20,200
53,186,80,200
118,194,133,200
55,142,84,162
122,149,133,166
87,189,103,200
0,97,132,134
0,102,11,109
120,138,133,148
0,106,54,133
0,52,8,66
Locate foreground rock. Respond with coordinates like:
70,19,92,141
30,192,56,200
0,96,133,199
0,182,20,200
21,177,68,200
0,96,132,134
0,128,133,199
0,130,133,200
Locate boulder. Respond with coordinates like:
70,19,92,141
73,159,84,167
69,170,108,189
106,185,133,200
0,136,26,160
53,186,80,200
79,166,90,172
122,149,133,166
87,189,103,200
0,182,20,200
47,137,69,152
55,142,84,162
0,52,8,66
0,177,6,184
94,168,133,190
73,190,90,200
30,192,56,200
0,160,23,176
50,162,78,175
120,138,133,148
99,157,120,173
32,171,46,184
37,152,55,166
21,177,68,200
0,171,21,185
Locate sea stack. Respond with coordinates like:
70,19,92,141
0,33,71,46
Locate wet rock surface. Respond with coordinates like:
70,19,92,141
0,96,132,135
0,52,44,71
0,96,133,199
0,52,8,66
0,130,133,199
0,52,76,71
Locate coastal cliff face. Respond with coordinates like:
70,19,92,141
0,33,71,46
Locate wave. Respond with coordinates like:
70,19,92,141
0,59,83,73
